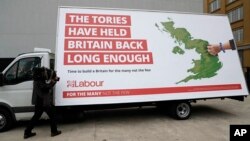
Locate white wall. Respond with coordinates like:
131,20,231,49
0,0,203,57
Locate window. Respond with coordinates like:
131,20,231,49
209,0,221,12
50,59,55,70
4,57,41,85
228,7,243,23
238,50,243,65
233,28,243,42
227,0,236,4
5,62,18,83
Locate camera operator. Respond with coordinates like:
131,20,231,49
24,67,61,139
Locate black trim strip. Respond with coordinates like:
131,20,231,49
12,106,35,113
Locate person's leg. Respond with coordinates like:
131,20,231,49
45,106,61,136
24,106,43,139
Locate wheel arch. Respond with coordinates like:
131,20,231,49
0,102,16,122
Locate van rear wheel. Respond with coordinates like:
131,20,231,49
0,108,13,132
170,102,191,120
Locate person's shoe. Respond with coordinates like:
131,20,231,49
51,130,61,137
24,132,36,139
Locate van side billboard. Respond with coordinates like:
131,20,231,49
55,7,248,106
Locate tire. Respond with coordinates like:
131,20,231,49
170,102,191,120
0,108,13,132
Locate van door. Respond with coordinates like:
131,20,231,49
0,57,41,111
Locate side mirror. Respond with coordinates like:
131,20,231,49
0,72,4,86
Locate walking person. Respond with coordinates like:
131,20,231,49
24,67,61,139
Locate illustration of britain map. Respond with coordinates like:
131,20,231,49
156,18,223,84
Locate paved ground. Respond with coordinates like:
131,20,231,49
0,97,250,141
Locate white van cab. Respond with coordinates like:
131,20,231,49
0,49,54,131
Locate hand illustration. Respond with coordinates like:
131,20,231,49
207,39,236,56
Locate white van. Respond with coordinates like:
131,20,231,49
0,7,249,132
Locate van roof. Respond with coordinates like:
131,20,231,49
18,51,54,57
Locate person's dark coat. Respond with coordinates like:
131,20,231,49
32,80,56,107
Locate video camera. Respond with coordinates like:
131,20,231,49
33,67,60,82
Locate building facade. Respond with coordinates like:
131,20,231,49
203,0,250,70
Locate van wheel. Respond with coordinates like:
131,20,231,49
0,108,13,132
170,102,191,120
